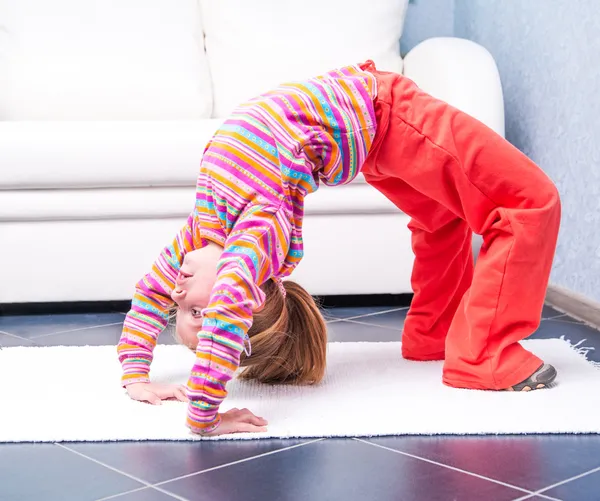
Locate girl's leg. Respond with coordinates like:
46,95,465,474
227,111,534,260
406,217,474,361
363,174,474,361
363,72,561,389
442,197,560,390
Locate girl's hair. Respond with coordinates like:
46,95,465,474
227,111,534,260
239,279,327,385
170,279,328,385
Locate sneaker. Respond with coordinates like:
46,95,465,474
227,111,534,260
506,363,557,391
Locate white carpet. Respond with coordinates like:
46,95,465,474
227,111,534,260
1,338,599,442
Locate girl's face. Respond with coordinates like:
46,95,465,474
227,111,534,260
171,242,222,350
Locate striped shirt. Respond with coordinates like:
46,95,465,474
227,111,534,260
117,64,378,433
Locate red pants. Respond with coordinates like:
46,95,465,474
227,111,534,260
361,64,561,390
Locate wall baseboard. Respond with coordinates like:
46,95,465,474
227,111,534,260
546,284,600,329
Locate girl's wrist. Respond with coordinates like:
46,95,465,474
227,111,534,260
187,411,222,435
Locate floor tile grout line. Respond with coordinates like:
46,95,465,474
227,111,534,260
54,443,156,490
93,439,324,500
138,485,192,501
339,314,593,332
353,438,536,496
0,330,34,342
511,489,564,501
327,306,409,322
511,493,563,501
150,438,326,487
543,313,599,330
340,318,404,332
544,318,577,324
32,321,124,338
328,311,580,328
549,318,599,329
95,486,150,501
527,464,600,498
96,485,190,501
57,443,191,501
544,313,568,320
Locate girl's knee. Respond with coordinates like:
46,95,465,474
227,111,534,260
536,182,561,236
536,178,561,217
546,183,561,220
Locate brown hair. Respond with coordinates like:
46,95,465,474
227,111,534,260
239,279,327,385
169,279,328,385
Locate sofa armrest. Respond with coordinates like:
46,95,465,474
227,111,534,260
403,37,505,137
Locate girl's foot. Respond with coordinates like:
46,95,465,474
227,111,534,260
506,363,557,391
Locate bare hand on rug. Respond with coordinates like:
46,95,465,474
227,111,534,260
126,382,189,405
203,408,268,436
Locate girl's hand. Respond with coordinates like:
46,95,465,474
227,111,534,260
126,382,189,405
203,408,268,436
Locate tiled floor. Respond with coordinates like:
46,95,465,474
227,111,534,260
1,304,599,501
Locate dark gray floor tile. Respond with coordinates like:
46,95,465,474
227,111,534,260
530,319,600,362
321,306,401,320
542,305,566,319
354,308,407,330
32,322,125,346
368,435,600,492
542,467,600,501
0,332,37,347
107,487,183,501
0,443,143,501
160,439,525,501
0,313,125,338
327,320,402,342
69,439,309,484
34,325,178,347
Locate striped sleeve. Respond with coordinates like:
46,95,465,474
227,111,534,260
186,205,291,433
117,213,199,385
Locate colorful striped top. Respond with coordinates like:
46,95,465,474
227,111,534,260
117,64,378,433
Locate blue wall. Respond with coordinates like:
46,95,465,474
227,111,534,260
454,0,600,302
400,0,454,55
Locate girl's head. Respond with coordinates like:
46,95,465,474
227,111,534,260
170,245,327,385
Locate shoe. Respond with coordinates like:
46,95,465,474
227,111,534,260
506,363,557,391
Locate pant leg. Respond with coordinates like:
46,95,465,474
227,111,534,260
443,198,561,390
363,174,474,361
406,217,474,361
363,72,561,389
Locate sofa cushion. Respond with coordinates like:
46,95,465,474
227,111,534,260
0,182,395,222
0,121,223,189
0,0,213,120
201,0,408,118
0,121,372,189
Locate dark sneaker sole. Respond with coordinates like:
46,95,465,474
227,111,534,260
506,363,557,392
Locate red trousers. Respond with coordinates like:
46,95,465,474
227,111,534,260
361,64,561,390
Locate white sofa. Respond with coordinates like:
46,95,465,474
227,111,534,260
0,0,504,303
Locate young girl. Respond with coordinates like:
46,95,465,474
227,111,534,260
118,61,560,436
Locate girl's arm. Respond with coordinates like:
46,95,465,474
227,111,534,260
186,204,291,434
117,212,201,386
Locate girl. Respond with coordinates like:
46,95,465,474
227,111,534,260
118,61,560,436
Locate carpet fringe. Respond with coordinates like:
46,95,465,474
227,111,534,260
560,335,600,369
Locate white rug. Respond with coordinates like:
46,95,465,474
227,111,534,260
1,338,599,442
